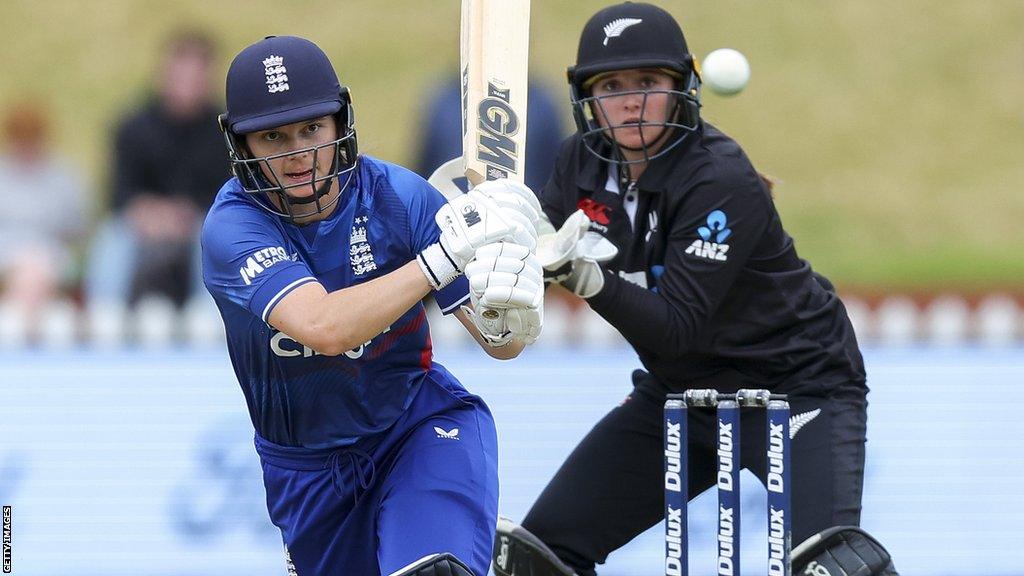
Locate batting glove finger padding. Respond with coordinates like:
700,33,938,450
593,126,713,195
481,190,541,229
466,243,543,309
494,208,539,252
465,244,543,281
477,275,544,309
461,242,545,346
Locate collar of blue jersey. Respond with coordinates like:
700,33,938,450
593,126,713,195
575,119,704,195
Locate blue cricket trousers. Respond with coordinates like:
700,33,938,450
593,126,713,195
255,372,499,575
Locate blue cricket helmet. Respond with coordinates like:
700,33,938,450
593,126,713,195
219,35,358,221
224,35,343,134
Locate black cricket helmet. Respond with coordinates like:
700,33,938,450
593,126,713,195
220,35,358,221
567,2,702,166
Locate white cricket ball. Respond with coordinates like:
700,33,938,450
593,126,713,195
700,48,750,96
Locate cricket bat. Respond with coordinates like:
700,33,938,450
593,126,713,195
428,0,531,200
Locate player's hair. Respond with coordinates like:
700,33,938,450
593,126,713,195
760,173,777,197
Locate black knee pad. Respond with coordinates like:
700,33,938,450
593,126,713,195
387,553,475,576
492,516,576,576
792,526,899,575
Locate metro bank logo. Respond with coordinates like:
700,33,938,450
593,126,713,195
239,247,294,285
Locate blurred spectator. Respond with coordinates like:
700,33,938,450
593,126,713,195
0,101,87,319
85,28,227,308
414,75,567,194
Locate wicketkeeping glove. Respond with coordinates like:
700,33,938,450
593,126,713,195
462,242,544,347
537,209,618,299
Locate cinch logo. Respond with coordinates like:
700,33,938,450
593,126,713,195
239,247,292,285
685,210,732,262
270,326,390,359
578,198,611,225
474,80,521,180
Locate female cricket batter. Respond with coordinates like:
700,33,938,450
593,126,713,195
203,35,544,576
494,3,870,575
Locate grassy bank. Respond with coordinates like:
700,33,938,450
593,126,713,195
2,0,1021,289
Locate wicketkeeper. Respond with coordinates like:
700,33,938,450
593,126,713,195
491,3,889,575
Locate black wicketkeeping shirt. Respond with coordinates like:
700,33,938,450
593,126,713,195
540,122,865,395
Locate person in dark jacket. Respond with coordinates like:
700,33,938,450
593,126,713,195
85,28,227,307
494,3,869,575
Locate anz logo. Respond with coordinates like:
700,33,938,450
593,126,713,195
270,326,390,359
685,210,732,262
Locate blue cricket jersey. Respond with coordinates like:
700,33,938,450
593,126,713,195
201,156,470,449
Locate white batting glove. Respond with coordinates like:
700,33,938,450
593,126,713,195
536,209,618,299
418,189,535,290
462,302,544,347
470,179,554,239
465,243,543,309
462,243,544,346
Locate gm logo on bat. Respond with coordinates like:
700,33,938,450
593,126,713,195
476,81,520,180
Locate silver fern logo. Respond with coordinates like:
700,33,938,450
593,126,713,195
789,409,821,439
603,18,643,45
